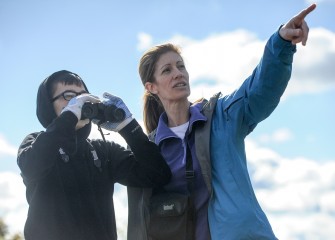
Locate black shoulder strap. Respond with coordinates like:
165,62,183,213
185,143,194,195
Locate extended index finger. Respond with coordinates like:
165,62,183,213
296,3,317,20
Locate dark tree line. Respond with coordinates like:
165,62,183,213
0,218,23,240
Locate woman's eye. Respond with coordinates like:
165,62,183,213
162,68,171,74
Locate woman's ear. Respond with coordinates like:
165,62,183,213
145,82,157,94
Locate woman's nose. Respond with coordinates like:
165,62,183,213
174,68,183,79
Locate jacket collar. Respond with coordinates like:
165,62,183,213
155,102,207,145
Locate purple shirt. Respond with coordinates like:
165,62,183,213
155,103,211,240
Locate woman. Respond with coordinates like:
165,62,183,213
127,4,316,240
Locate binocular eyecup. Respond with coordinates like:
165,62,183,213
81,102,125,123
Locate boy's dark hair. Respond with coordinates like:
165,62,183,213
36,70,89,128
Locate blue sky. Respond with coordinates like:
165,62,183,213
1,0,334,239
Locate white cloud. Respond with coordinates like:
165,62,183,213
286,28,335,97
0,172,28,236
272,128,294,142
259,128,294,143
270,213,335,240
89,124,127,147
137,32,153,52
246,139,335,239
0,135,17,157
89,120,147,148
183,30,265,100
113,184,128,240
138,27,335,101
306,0,335,4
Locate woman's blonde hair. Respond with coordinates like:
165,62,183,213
139,43,182,133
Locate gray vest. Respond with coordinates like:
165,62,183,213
127,93,221,240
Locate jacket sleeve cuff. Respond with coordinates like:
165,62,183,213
46,111,78,135
118,119,147,145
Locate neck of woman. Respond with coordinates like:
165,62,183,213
163,100,190,128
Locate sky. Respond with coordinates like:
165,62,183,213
0,0,334,239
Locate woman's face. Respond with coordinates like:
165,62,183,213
146,51,190,104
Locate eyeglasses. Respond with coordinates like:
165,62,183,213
51,90,88,102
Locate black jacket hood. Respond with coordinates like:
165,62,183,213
36,70,90,130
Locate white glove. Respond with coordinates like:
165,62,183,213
61,94,100,120
96,92,133,132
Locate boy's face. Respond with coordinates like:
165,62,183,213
52,82,88,129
